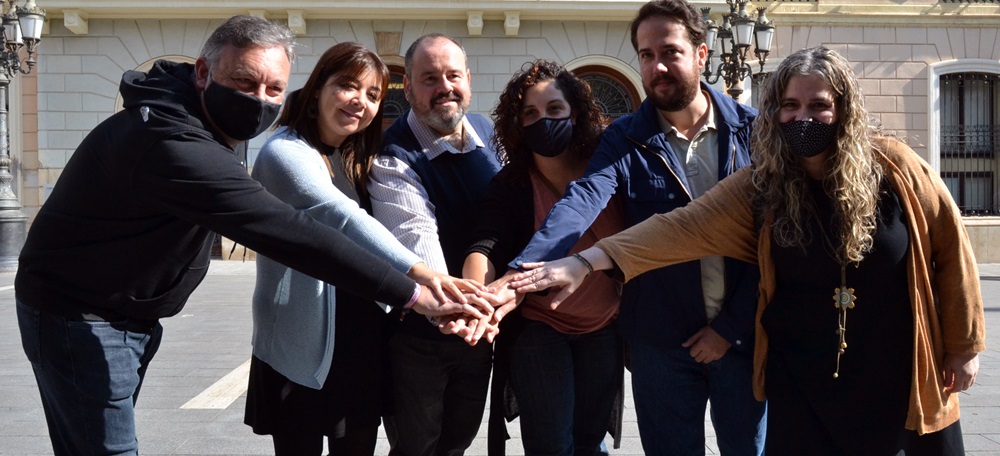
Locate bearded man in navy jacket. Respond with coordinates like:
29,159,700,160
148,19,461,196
507,1,767,454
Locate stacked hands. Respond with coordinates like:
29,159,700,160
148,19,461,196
434,273,523,345
414,274,524,345
413,257,591,346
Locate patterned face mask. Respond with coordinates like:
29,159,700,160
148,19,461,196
780,120,838,158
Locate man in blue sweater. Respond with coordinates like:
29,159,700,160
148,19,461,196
508,1,766,454
370,34,501,456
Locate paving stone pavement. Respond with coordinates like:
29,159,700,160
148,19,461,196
1,261,998,455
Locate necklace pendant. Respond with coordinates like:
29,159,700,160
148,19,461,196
833,286,856,310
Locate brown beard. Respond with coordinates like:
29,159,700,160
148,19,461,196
644,71,700,112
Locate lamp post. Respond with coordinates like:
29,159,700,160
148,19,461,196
702,0,774,100
0,0,44,271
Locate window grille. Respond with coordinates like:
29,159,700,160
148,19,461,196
383,72,409,123
580,74,636,121
939,72,1000,215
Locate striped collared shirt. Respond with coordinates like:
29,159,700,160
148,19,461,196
368,111,485,274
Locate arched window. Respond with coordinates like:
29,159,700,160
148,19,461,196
572,65,641,122
383,66,409,130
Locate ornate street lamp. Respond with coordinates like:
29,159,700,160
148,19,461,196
702,0,774,100
0,0,44,271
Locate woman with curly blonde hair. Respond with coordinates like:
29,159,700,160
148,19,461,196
752,46,882,267
510,47,984,455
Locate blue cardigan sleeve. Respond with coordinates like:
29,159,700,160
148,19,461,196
253,128,422,273
510,126,626,268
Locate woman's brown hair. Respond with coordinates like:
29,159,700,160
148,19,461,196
276,42,390,190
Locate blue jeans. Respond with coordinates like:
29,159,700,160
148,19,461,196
16,299,163,456
508,319,622,456
630,341,766,456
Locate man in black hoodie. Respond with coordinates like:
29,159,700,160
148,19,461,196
14,16,490,456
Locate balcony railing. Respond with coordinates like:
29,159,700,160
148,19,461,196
940,125,1000,215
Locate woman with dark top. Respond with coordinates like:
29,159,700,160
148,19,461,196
509,47,984,456
244,42,485,456
462,59,626,455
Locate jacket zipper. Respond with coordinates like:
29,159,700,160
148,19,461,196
628,135,732,321
727,142,737,176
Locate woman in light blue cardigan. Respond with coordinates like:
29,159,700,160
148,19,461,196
244,42,481,456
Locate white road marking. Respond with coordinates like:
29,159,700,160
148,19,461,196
0,285,14,291
180,358,251,410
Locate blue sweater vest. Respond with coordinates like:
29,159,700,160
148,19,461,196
381,112,501,338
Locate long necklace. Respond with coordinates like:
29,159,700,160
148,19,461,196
815,203,856,379
832,264,856,378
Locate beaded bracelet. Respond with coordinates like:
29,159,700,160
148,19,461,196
571,253,594,275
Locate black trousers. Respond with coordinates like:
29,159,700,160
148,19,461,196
271,426,378,456
383,331,493,456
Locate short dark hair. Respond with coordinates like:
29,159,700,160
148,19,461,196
629,0,707,52
403,33,467,77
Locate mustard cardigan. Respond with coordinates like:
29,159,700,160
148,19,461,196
596,137,985,434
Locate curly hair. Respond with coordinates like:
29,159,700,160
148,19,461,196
751,46,883,265
491,60,607,179
275,42,389,190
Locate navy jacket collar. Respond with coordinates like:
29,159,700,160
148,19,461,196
624,82,756,189
626,82,754,146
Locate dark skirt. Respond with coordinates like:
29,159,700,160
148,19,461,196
244,289,388,438
764,347,966,456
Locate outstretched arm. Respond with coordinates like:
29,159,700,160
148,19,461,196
508,246,614,308
369,155,450,274
513,170,759,308
509,128,626,268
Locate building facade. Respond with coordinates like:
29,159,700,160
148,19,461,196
11,0,1000,259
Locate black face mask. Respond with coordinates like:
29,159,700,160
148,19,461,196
202,78,282,141
780,120,839,158
524,116,574,158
